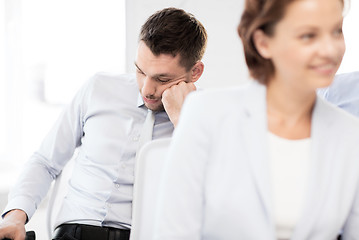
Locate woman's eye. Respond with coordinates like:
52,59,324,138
333,28,343,37
300,33,315,41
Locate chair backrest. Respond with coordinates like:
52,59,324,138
130,138,172,240
46,157,75,238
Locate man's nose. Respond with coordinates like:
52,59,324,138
142,77,156,97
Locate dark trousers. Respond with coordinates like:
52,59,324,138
52,224,130,240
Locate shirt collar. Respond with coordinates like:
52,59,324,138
136,92,170,120
137,93,145,108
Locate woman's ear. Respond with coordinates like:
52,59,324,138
253,29,272,59
189,61,204,83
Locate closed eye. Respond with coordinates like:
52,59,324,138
136,69,145,75
134,62,146,76
156,77,172,83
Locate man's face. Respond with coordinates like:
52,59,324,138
135,41,192,111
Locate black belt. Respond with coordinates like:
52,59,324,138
52,224,130,240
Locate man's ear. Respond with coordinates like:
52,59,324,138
189,61,204,83
253,29,272,59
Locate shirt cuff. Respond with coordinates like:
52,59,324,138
2,196,37,223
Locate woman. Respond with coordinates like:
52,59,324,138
154,0,359,239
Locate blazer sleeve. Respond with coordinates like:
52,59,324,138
153,92,212,240
342,177,359,239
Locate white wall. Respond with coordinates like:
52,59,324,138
125,0,249,89
338,0,359,74
0,0,127,185
126,0,359,89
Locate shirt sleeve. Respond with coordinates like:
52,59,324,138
2,75,95,221
318,72,359,118
153,91,212,240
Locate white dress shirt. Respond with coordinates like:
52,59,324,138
317,71,359,117
3,72,174,229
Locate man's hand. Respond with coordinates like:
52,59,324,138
162,81,196,127
0,210,27,240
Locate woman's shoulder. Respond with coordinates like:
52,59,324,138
316,96,359,136
188,80,264,108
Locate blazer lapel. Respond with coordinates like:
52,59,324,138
240,82,276,237
292,97,336,239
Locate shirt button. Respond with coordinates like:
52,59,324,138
121,163,126,169
132,135,139,142
115,184,120,188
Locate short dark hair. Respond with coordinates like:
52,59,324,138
237,0,344,84
139,7,207,71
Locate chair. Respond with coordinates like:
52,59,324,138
130,138,172,240
46,157,75,239
45,138,171,239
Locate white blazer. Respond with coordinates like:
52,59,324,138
154,81,359,240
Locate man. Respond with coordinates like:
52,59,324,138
317,71,359,117
0,7,207,240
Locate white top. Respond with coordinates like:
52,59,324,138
268,132,311,240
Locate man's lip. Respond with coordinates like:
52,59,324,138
143,97,159,104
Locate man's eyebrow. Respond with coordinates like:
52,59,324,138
134,62,143,72
134,62,175,79
155,73,174,78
